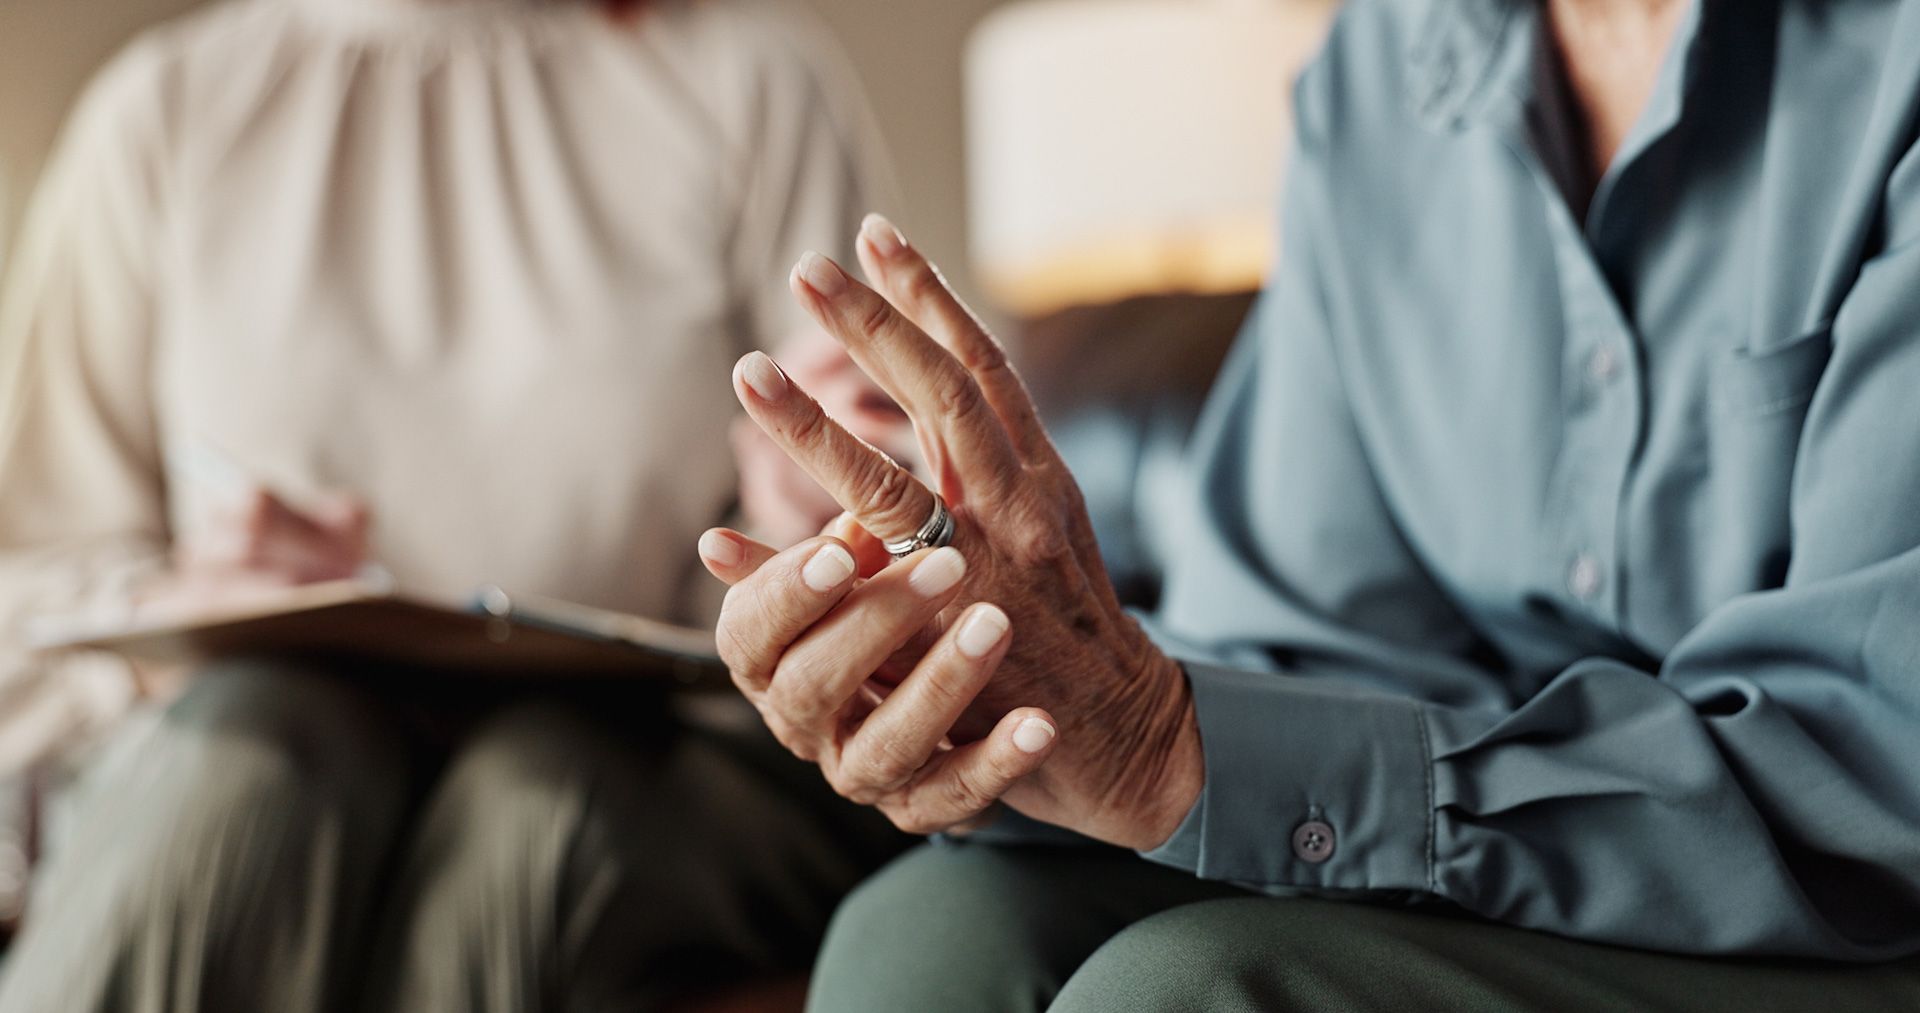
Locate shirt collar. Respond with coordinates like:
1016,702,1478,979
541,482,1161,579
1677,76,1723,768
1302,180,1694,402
1404,0,1524,132
1405,0,1712,137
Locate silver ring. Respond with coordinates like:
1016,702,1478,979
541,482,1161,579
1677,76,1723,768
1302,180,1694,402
883,495,957,559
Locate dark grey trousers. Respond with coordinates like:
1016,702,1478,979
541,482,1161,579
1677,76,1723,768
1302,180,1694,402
810,842,1920,1012
0,660,902,1012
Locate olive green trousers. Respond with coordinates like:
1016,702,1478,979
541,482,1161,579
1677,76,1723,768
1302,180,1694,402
810,842,1920,1012
0,659,902,1012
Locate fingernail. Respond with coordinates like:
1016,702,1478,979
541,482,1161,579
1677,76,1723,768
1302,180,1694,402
861,213,906,258
797,251,847,297
699,530,743,568
802,543,856,592
907,546,966,597
1013,717,1055,754
956,604,1009,659
739,351,787,402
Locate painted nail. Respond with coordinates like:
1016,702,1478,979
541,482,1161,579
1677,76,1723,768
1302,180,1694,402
1012,717,1055,754
699,529,743,568
739,351,787,402
955,604,1009,659
797,251,848,297
907,546,966,598
802,543,856,592
861,213,906,258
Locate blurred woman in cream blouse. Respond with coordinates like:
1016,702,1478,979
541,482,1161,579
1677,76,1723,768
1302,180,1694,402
0,0,910,1007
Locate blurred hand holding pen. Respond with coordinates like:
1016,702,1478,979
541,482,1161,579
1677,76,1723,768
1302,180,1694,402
139,439,389,624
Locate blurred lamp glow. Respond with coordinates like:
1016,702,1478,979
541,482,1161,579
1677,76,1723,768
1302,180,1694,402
965,0,1337,316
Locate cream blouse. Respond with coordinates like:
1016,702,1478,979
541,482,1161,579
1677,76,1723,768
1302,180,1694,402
0,0,890,772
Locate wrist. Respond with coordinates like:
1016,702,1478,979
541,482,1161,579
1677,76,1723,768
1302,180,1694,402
1122,654,1203,850
1060,635,1203,851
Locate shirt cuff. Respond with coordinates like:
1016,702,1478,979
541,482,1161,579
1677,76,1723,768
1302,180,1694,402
1141,661,1434,893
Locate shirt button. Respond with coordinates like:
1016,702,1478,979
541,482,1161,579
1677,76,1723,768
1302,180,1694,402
1292,820,1336,864
1567,554,1604,600
1587,345,1620,383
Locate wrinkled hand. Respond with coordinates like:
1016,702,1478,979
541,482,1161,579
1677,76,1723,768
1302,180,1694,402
140,486,371,621
732,329,916,548
699,215,1200,848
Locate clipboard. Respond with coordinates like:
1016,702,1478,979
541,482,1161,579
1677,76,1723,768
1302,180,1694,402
29,580,724,685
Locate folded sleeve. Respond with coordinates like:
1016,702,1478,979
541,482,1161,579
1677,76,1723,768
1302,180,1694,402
1140,58,1920,961
0,43,177,774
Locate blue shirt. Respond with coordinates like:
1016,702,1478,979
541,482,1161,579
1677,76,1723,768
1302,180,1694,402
1146,0,1920,959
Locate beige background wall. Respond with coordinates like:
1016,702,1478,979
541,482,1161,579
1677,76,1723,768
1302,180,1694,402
0,0,1008,295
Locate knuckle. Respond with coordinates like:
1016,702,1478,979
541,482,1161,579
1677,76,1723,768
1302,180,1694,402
854,460,917,525
928,373,986,422
913,663,973,715
902,263,947,306
1012,521,1074,569
768,655,844,730
941,766,994,817
782,401,833,449
826,766,880,806
846,735,916,792
764,664,815,723
962,336,1013,378
855,295,896,338
988,743,1031,785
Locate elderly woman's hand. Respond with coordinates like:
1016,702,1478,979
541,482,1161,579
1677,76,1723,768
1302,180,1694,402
697,215,1201,849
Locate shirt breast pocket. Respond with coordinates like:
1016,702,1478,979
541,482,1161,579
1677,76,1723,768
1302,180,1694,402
1700,325,1834,593
1711,325,1834,419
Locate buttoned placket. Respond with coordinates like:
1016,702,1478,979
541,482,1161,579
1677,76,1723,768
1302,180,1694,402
1535,209,1642,628
1454,0,1705,632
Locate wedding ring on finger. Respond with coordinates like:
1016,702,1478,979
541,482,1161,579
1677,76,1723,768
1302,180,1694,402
883,495,957,560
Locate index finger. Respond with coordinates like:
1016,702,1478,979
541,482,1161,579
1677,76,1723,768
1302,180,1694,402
734,350,942,554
